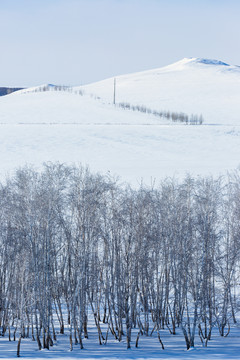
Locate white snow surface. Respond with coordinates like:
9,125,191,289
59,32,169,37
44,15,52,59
80,57,240,125
0,329,240,360
0,311,240,359
0,57,240,185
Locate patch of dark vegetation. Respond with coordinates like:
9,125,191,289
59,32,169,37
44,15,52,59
0,87,24,96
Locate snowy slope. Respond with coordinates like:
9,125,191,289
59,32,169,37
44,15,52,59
80,57,240,125
0,90,168,125
0,58,240,185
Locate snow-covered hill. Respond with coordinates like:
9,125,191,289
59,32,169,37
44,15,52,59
80,57,240,125
0,58,240,184
0,90,167,125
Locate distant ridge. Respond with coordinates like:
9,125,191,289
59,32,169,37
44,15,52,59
0,87,24,96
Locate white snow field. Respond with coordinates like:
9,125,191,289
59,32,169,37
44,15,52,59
0,322,240,360
82,57,240,125
0,58,240,358
0,57,240,185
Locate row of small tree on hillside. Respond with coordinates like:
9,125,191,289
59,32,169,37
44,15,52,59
118,102,204,124
21,85,204,125
22,84,84,96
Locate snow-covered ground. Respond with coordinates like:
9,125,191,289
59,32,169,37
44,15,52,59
1,332,240,359
1,57,240,185
0,314,239,359
0,121,240,185
81,57,240,125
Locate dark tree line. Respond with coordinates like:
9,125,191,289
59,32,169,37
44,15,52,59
0,87,24,97
0,164,239,356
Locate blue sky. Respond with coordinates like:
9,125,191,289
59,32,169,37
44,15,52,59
1,0,240,86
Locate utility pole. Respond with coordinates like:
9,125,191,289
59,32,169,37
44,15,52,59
113,78,116,105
